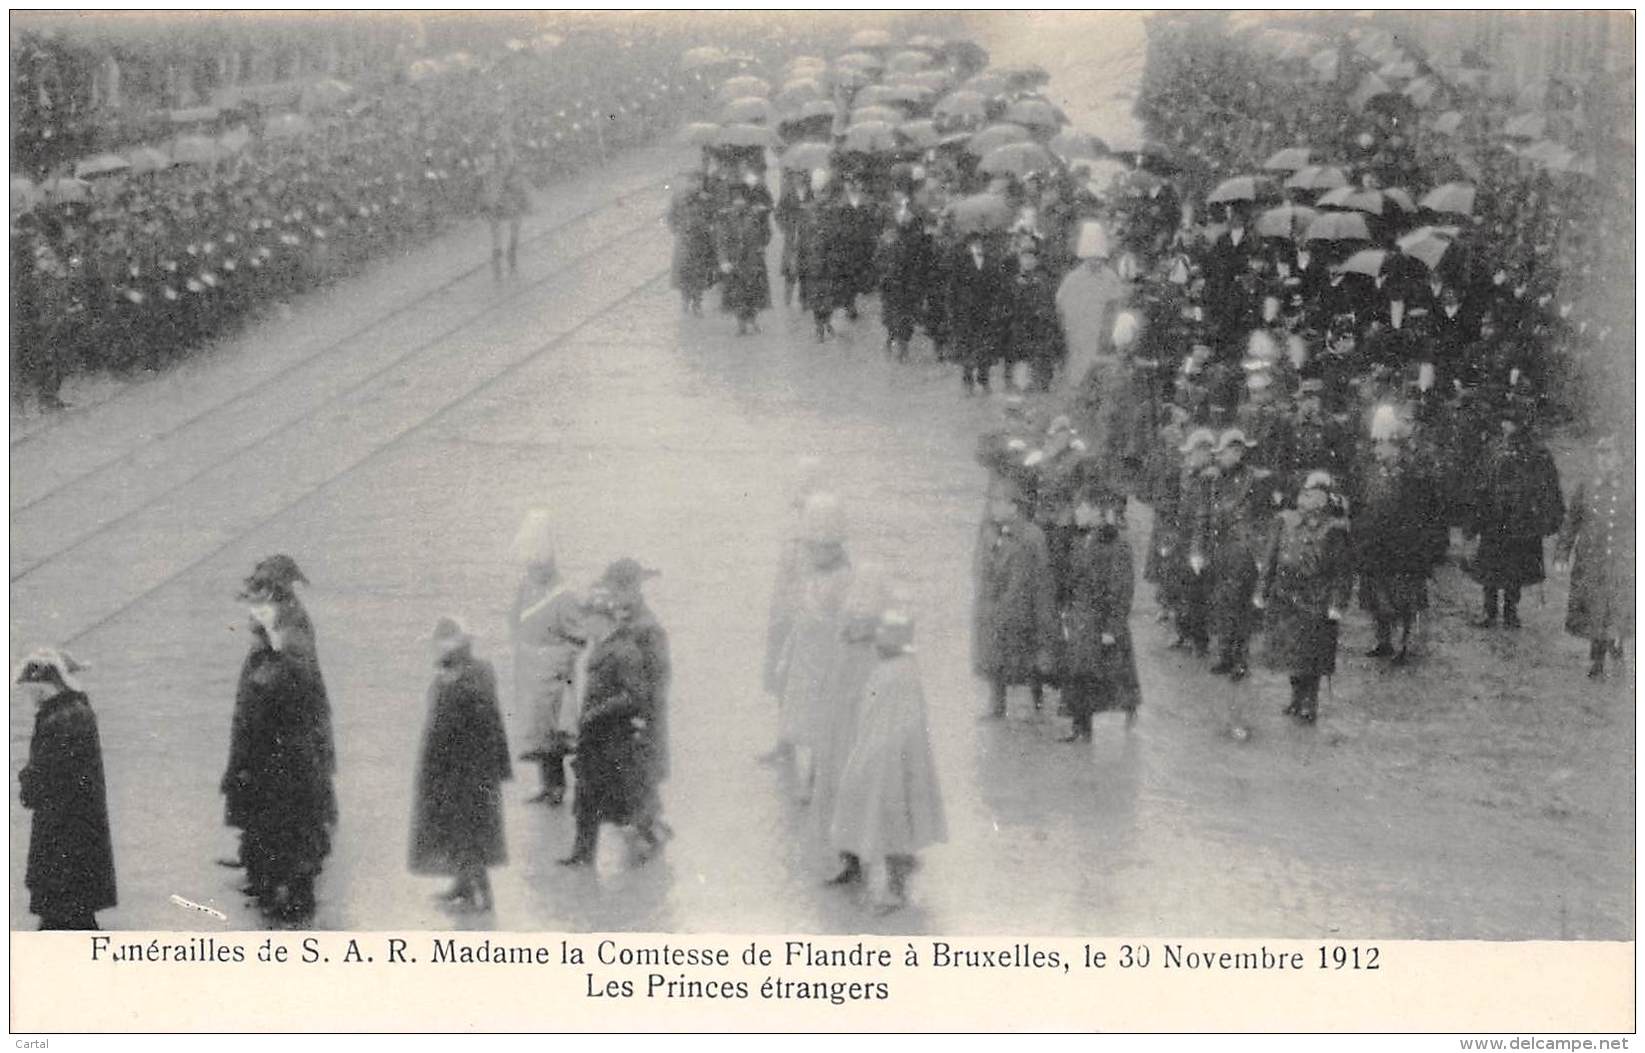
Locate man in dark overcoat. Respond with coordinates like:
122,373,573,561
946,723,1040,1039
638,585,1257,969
561,558,672,866
1197,429,1271,678
1465,406,1564,629
1257,472,1355,722
222,554,337,922
1350,416,1447,663
18,649,116,930
947,231,1009,395
875,195,935,360
715,186,772,336
1058,492,1141,741
973,478,1057,717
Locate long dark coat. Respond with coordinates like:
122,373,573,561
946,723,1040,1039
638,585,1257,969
1466,435,1564,589
1557,473,1634,640
223,621,337,880
410,653,511,875
972,517,1057,682
1060,528,1142,712
1260,510,1355,677
833,197,883,296
947,245,1009,369
22,691,117,923
1005,264,1066,370
1198,463,1271,642
668,189,719,297
876,218,935,344
716,202,772,319
1351,449,1446,615
796,199,846,313
573,606,671,827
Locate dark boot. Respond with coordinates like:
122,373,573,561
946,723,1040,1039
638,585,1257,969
1502,588,1521,629
1283,676,1303,716
824,852,863,886
1297,677,1320,722
1367,618,1395,658
1474,588,1499,628
1589,639,1607,679
1392,618,1413,665
559,816,598,866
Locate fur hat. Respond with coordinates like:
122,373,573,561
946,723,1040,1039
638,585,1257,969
598,557,660,591
15,648,88,693
1368,402,1409,442
238,554,307,601
431,615,472,652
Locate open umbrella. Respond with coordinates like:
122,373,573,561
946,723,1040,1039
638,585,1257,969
713,123,779,150
907,34,946,51
682,46,729,71
1349,73,1395,110
874,84,932,108
940,40,991,76
1431,110,1465,136
1284,165,1348,191
822,65,873,91
720,75,772,100
776,79,823,112
854,85,906,109
11,175,39,212
908,69,952,93
834,51,884,70
1255,204,1320,240
785,56,828,76
896,119,941,150
948,192,1013,234
778,112,836,143
1104,134,1178,169
1377,57,1419,81
172,135,224,165
1419,182,1476,216
1336,248,1389,277
995,62,1051,88
264,113,314,140
1304,212,1371,243
299,77,353,113
73,153,130,179
1262,146,1314,171
1395,226,1459,270
1003,98,1067,131
780,141,834,172
840,121,897,154
887,50,933,74
1503,112,1547,139
1402,76,1440,108
1049,129,1106,161
966,122,1031,157
1206,175,1272,205
934,90,989,124
681,121,722,146
1319,186,1416,215
978,141,1054,177
962,71,1011,98
720,96,775,125
848,29,893,50
127,146,173,175
851,104,907,126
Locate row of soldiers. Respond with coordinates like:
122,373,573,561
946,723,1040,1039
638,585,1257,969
12,36,708,408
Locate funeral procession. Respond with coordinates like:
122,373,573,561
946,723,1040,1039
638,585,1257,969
8,11,1634,939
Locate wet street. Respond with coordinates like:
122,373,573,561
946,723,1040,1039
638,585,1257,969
9,15,1632,940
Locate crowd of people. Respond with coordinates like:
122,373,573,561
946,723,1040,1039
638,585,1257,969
10,24,764,408
17,19,1634,929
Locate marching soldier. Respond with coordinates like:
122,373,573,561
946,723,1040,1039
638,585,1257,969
1554,436,1633,679
1197,429,1271,679
1257,472,1355,724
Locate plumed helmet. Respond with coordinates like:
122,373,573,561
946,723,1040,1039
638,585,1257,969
1112,309,1141,351
513,508,557,566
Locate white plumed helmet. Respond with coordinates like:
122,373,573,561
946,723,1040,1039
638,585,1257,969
1112,309,1141,351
